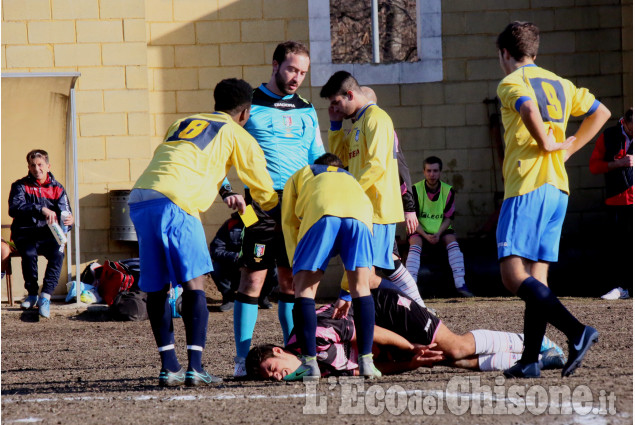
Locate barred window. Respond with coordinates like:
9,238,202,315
309,0,442,86
331,0,419,64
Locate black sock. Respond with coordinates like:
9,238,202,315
519,302,547,364
517,277,585,342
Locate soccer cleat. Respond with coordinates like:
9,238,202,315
233,356,247,378
37,297,50,318
456,285,474,297
562,326,599,377
540,336,565,358
219,300,234,312
358,354,382,379
601,287,630,300
283,356,320,381
539,348,566,370
503,361,541,378
258,296,273,310
20,295,39,310
158,367,186,387
185,368,222,386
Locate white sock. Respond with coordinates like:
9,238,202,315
446,241,465,288
470,329,524,354
388,264,425,308
478,352,522,371
406,245,422,283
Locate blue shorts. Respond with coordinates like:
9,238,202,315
129,197,213,292
372,223,396,269
293,216,373,274
496,184,568,262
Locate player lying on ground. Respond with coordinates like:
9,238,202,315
245,287,566,380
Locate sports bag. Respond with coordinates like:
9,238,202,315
110,290,148,321
98,261,135,305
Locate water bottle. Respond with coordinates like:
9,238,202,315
60,210,71,233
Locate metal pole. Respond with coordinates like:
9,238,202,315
371,0,380,63
70,84,81,304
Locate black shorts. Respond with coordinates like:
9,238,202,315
371,287,441,345
238,189,290,271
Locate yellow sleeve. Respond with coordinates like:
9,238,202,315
328,128,349,168
357,115,392,193
281,173,301,264
497,76,532,112
231,127,279,211
569,84,597,117
340,272,350,292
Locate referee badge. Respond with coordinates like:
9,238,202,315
254,243,266,261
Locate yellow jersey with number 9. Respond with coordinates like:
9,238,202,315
497,64,599,199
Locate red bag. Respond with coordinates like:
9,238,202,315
97,261,135,306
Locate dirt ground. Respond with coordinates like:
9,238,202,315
1,288,632,425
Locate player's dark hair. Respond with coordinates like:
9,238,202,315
214,78,253,115
424,156,443,171
26,149,49,164
272,41,310,66
496,21,540,61
314,153,344,168
245,344,281,380
625,108,633,123
320,71,361,98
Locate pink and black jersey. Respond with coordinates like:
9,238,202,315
286,304,359,376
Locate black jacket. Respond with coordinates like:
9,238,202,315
9,172,72,240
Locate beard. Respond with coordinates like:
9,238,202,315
275,70,296,95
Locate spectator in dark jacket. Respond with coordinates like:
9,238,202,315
210,214,276,311
8,149,74,318
589,108,633,299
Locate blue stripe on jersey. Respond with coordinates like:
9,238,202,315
165,118,226,151
309,164,353,177
583,99,601,117
514,96,532,113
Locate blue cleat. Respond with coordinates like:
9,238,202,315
539,348,566,370
21,295,38,310
37,297,50,318
540,335,565,358
562,326,599,377
504,361,541,378
159,367,186,387
185,368,222,386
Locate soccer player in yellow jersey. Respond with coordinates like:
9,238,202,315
321,71,404,301
280,153,381,380
129,79,278,387
495,22,610,378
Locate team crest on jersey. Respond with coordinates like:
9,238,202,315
354,129,360,142
254,244,266,259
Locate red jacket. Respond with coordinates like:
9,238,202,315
589,120,633,206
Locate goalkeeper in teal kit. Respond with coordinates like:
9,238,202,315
233,41,325,377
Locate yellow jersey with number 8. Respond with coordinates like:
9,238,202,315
497,64,599,199
133,112,278,219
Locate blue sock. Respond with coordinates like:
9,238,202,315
277,293,295,346
352,295,375,356
181,289,208,373
293,297,317,356
147,289,180,372
234,292,259,359
378,278,400,292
